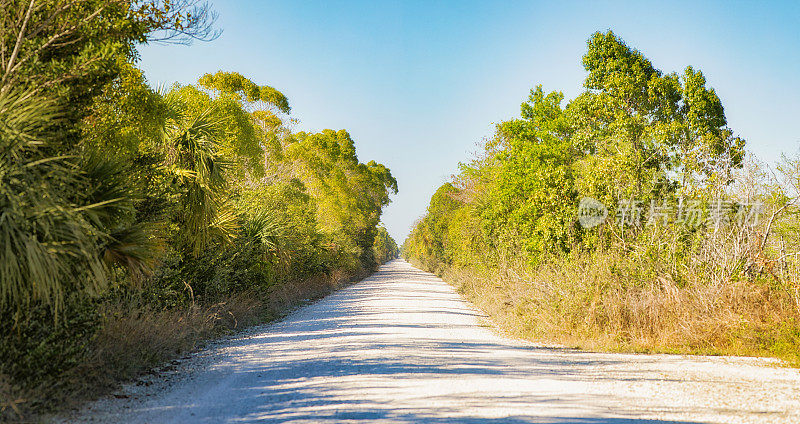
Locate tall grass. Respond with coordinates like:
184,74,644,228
419,216,800,365
440,250,799,361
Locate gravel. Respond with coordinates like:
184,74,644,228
53,259,800,423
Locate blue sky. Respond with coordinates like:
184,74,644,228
138,0,800,242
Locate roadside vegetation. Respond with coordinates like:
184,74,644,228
403,31,800,365
0,1,398,420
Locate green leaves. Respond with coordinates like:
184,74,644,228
405,30,747,271
161,102,236,254
583,30,660,110
489,85,577,262
576,31,745,203
0,0,222,318
0,90,107,316
281,129,396,269
373,226,399,264
198,71,291,114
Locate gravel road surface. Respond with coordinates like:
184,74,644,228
58,259,800,423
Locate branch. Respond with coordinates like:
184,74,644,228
3,4,107,87
0,1,10,67
22,1,76,45
2,0,35,83
758,203,788,254
145,0,221,45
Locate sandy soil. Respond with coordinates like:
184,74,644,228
54,259,800,423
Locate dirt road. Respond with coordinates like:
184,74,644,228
60,259,800,423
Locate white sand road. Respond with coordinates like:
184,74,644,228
57,259,800,424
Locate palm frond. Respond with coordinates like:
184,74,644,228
241,210,284,251
102,222,165,283
162,101,236,254
0,90,109,316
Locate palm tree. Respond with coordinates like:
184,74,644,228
161,92,238,254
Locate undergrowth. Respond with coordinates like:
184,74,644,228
415,252,800,367
0,268,365,422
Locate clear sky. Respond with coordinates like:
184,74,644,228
138,0,800,243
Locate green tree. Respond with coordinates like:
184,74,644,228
0,0,220,315
373,226,399,264
0,0,217,124
485,86,578,261
286,129,397,269
161,93,237,254
675,66,745,195
404,30,746,271
577,30,672,203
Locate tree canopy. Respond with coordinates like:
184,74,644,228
405,30,746,267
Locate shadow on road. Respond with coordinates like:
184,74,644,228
114,260,788,424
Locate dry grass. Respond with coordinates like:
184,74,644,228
0,270,358,422
422,166,800,365
435,248,800,365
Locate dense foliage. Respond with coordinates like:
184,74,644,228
0,1,398,413
405,31,750,268
404,31,800,361
373,226,400,264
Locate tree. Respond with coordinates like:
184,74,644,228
198,71,290,114
0,0,218,119
675,66,745,195
575,31,745,211
578,30,672,203
373,226,399,264
485,86,578,261
196,71,293,179
159,90,238,255
404,30,747,270
286,129,397,268
0,0,221,314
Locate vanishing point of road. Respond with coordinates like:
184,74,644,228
62,260,800,423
